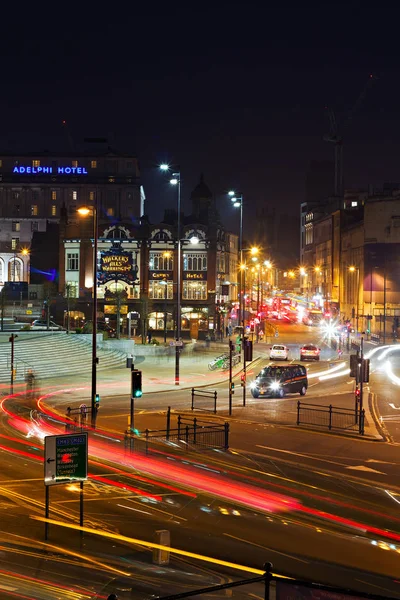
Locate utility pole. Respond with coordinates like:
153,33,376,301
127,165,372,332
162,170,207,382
228,340,234,416
359,337,364,434
9,334,18,394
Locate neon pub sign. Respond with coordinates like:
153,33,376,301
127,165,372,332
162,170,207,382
13,165,88,175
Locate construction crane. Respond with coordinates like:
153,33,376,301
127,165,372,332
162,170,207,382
324,74,376,197
61,120,75,151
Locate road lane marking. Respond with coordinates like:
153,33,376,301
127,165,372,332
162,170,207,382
222,533,309,563
256,445,360,469
345,466,386,474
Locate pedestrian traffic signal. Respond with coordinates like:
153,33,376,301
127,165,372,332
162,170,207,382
240,374,246,387
95,393,100,403
355,386,361,400
230,382,235,394
132,369,142,398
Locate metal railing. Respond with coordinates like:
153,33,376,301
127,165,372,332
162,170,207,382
297,401,365,434
124,414,229,454
191,388,218,413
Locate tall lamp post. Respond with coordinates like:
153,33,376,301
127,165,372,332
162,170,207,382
349,266,360,333
228,192,243,329
160,165,182,385
78,201,99,427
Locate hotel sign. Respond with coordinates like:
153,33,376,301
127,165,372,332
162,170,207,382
184,272,207,280
13,166,88,175
150,271,173,280
98,250,138,285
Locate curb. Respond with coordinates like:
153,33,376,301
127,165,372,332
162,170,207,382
369,391,392,443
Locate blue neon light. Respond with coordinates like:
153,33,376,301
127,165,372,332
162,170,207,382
13,166,88,175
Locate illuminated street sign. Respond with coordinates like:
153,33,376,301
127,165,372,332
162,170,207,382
44,432,88,486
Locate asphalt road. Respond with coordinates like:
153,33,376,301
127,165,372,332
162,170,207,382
3,322,400,598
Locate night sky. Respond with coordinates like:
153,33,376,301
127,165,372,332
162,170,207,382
1,3,399,238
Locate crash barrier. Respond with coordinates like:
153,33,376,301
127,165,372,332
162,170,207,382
208,352,240,371
191,387,218,413
124,412,229,453
297,401,365,435
155,562,398,600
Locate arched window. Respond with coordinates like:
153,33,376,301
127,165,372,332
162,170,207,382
106,228,127,240
8,258,22,282
0,259,4,283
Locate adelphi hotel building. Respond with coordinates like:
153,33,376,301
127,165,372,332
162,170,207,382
0,149,238,338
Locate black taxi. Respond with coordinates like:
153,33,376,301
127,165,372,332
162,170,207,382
250,364,308,398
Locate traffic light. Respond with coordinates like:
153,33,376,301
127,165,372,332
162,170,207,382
362,358,370,383
244,339,253,361
95,393,100,413
230,382,235,395
350,354,361,378
132,369,143,398
250,320,255,332
355,386,361,401
240,374,246,387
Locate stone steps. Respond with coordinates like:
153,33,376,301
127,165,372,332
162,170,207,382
0,334,126,382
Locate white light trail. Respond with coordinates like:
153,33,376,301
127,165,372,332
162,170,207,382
384,361,400,386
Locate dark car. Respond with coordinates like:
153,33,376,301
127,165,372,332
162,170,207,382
82,321,117,337
250,364,308,398
300,344,321,361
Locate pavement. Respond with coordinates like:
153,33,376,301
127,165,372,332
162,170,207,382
40,334,383,441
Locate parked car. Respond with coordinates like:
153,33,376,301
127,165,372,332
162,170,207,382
251,364,308,398
269,344,289,361
30,319,63,331
82,321,117,338
300,344,321,361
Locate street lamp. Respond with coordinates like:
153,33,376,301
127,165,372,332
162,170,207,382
78,201,99,428
160,164,182,385
12,246,29,282
228,191,243,329
349,265,360,334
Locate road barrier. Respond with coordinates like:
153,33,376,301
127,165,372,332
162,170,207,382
297,401,365,435
191,387,218,413
124,412,229,454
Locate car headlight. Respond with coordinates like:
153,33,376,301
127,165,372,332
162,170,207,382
270,381,280,391
250,381,258,390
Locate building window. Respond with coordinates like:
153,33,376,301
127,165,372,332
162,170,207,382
351,201,358,207
12,191,20,201
149,251,173,271
11,237,18,250
52,191,57,200
89,191,95,201
305,223,313,245
108,177,115,183
31,222,38,232
65,282,79,298
106,207,115,217
51,205,57,216
126,161,133,169
183,253,207,271
72,160,78,167
72,190,77,200
32,160,40,167
149,281,173,299
9,259,22,282
31,205,38,216
91,160,97,169
32,190,39,201
0,160,2,168
12,221,20,232
183,281,207,300
66,252,79,271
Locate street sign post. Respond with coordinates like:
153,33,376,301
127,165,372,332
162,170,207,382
169,341,183,347
44,432,88,541
45,432,88,486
